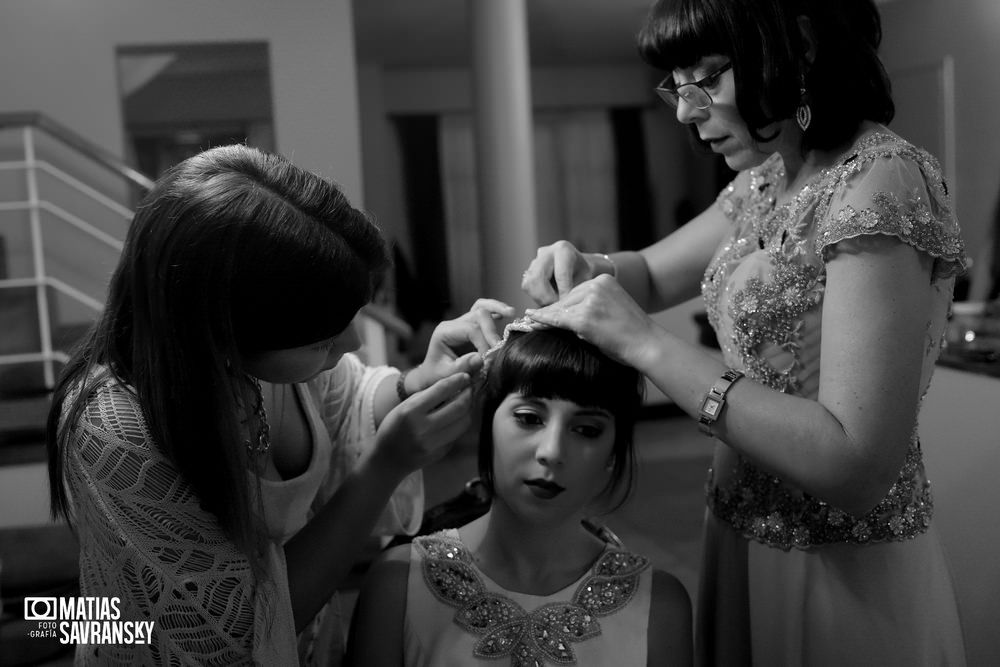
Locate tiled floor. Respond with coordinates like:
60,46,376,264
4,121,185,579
422,410,712,606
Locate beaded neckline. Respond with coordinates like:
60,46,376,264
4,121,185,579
415,532,649,665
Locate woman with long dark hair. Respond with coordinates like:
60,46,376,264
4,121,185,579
48,144,512,665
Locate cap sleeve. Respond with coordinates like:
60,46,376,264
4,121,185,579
814,140,968,282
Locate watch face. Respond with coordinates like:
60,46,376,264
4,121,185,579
702,397,722,417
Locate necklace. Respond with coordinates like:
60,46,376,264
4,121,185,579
245,376,271,456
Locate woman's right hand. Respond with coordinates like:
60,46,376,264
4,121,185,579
371,372,474,477
522,240,600,306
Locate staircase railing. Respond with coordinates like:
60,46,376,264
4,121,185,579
0,112,409,394
0,112,151,391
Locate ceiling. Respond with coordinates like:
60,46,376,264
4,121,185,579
352,0,656,69
351,0,901,70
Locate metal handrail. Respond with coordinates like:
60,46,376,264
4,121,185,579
0,111,155,191
0,116,147,390
0,113,410,393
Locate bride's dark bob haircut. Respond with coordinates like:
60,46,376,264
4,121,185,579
477,327,644,512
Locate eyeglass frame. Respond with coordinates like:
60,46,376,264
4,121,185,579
654,61,733,110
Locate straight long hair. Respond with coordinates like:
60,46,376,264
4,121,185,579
47,145,390,578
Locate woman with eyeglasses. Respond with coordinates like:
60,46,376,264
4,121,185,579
520,0,967,664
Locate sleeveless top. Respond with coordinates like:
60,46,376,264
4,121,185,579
403,529,653,667
701,129,968,551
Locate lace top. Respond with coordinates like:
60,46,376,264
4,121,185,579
403,530,653,667
62,354,421,666
701,129,968,550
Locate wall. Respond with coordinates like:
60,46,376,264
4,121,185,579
880,0,1000,299
0,0,364,202
0,0,364,528
919,366,1000,667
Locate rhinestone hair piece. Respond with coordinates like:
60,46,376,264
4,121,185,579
480,315,552,378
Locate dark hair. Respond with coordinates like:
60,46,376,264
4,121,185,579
477,328,644,512
638,0,894,151
47,145,390,577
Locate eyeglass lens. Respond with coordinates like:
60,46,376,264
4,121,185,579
657,86,711,109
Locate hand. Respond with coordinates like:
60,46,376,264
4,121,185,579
521,240,597,305
372,373,474,475
525,274,662,370
408,298,515,391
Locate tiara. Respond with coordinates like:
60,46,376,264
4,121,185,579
480,315,551,377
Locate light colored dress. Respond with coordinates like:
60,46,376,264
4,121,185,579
697,128,968,666
63,353,421,666
402,529,652,667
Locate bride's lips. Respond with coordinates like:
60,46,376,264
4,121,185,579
524,479,566,500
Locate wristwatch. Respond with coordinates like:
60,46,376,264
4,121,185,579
698,369,745,436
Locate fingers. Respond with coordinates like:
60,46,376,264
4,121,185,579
400,374,475,413
474,308,504,350
469,298,515,318
552,242,582,298
433,299,515,353
522,246,560,306
450,351,484,378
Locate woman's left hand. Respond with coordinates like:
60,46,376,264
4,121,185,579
525,275,663,369
407,298,516,392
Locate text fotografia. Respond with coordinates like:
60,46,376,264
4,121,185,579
23,597,155,645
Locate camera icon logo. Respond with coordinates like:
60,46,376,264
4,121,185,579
24,597,58,621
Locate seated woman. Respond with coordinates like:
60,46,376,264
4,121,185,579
345,319,693,667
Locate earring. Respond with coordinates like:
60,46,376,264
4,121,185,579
605,456,615,472
796,86,812,131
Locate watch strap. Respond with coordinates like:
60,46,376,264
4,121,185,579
698,369,745,436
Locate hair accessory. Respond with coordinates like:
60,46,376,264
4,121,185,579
396,369,411,402
697,369,745,436
599,253,618,279
480,315,552,377
796,87,812,131
245,377,271,456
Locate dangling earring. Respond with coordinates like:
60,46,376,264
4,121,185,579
796,86,812,131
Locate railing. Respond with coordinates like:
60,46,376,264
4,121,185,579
0,112,155,192
0,113,144,390
0,113,410,392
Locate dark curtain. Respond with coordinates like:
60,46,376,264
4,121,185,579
392,115,451,326
610,108,656,250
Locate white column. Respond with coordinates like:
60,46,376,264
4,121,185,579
469,0,538,311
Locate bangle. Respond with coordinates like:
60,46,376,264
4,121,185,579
600,253,618,278
697,369,744,436
396,370,411,402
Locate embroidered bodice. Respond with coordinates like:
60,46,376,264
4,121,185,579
406,531,651,667
701,129,968,550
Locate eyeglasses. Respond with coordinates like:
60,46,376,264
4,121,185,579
655,62,733,110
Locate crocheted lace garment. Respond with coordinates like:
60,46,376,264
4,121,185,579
64,377,289,666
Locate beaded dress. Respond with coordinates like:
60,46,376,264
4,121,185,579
696,127,967,666
62,353,421,666
402,529,652,667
